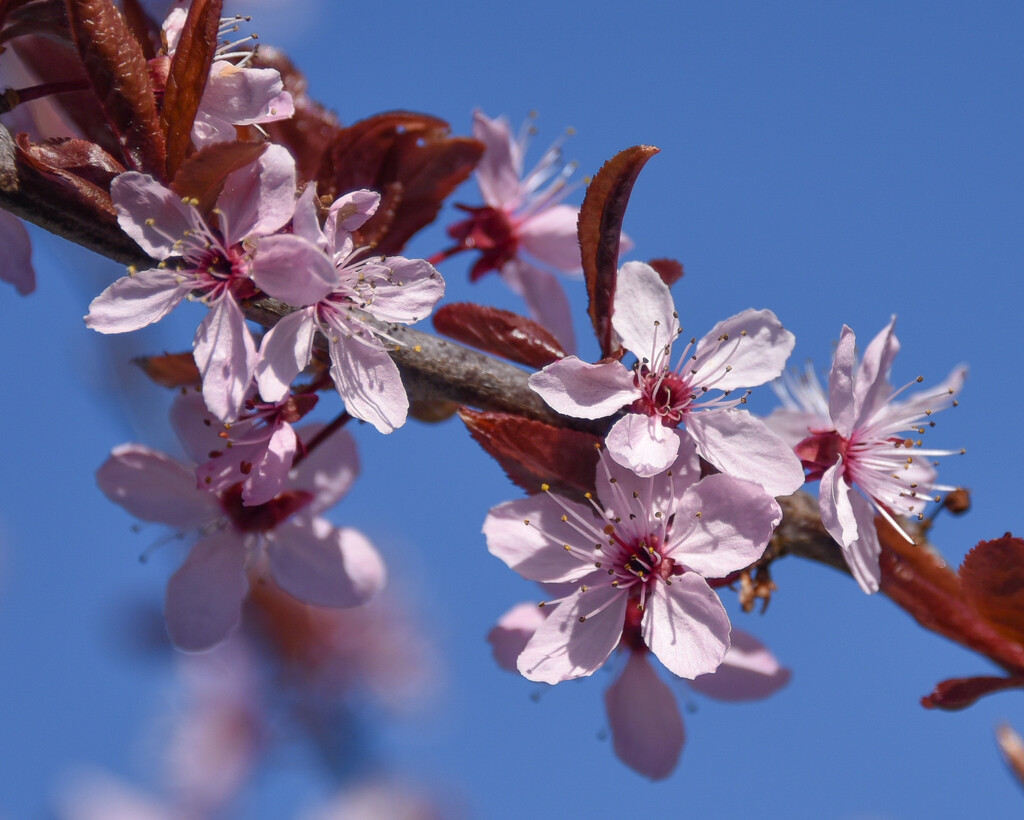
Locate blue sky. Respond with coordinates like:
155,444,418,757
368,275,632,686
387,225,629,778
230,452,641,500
1,1,1023,817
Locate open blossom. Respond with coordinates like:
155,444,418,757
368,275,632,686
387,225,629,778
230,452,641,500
96,391,385,651
489,604,789,780
530,260,804,494
433,111,617,351
790,317,966,593
484,439,781,685
85,145,297,421
157,7,294,147
251,186,445,433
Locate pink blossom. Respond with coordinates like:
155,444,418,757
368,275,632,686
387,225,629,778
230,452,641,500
252,186,445,433
489,605,789,780
793,317,966,593
484,439,781,685
158,8,294,147
85,145,298,421
0,212,35,295
529,260,804,494
96,391,385,652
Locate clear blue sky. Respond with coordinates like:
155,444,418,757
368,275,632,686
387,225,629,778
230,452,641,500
2,1,1023,817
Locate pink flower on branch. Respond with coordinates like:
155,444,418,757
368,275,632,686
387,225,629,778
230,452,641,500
793,317,966,593
96,392,385,652
85,144,298,422
484,440,781,685
252,186,445,433
530,260,804,495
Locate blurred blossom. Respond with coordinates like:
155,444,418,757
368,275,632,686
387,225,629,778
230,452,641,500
300,779,458,820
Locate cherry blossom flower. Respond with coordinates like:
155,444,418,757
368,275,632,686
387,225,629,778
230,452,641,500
489,604,789,780
432,111,623,351
157,7,294,147
529,260,804,494
791,317,966,593
252,186,444,433
85,145,298,421
484,439,781,685
96,392,385,651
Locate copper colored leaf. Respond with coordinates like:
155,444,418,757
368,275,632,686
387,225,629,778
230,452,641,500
169,140,266,214
920,675,1023,711
960,535,1024,647
433,303,567,369
458,408,599,498
65,0,165,174
161,0,222,180
578,145,659,358
878,518,1024,676
134,352,201,388
647,257,684,287
120,0,160,59
21,136,124,187
0,0,68,46
318,112,483,255
16,133,120,216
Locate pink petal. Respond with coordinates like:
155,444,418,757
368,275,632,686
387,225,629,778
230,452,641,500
518,203,582,272
0,212,35,295
642,574,731,679
357,257,445,324
853,315,900,425
688,630,791,701
239,421,297,506
484,497,599,584
267,518,385,608
252,234,338,306
818,459,859,553
670,474,781,578
111,172,193,259
606,413,681,478
820,463,881,594
169,389,227,466
691,308,795,391
255,309,317,403
597,435,702,516
165,531,248,652
193,297,257,422
828,325,858,437
500,258,576,352
96,443,219,528
288,425,359,514
327,334,408,433
84,269,189,333
201,62,293,127
612,261,679,362
685,409,805,497
472,111,522,206
763,408,827,448
488,602,548,673
324,189,380,247
517,584,627,684
604,650,685,780
217,143,296,241
291,184,327,249
528,357,636,419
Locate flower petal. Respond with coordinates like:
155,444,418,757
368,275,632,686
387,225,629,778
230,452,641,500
0,212,35,295
528,357,636,419
612,261,678,363
853,315,900,425
254,309,317,403
472,111,522,206
193,297,257,422
327,333,408,433
488,602,548,673
110,172,193,259
828,325,858,437
288,425,359,514
356,257,445,324
643,574,730,679
688,629,792,701
267,518,385,608
500,258,576,353
84,269,189,333
217,143,296,241
165,532,248,652
820,463,881,594
606,413,681,478
691,308,795,391
252,234,338,306
518,203,582,272
604,650,685,780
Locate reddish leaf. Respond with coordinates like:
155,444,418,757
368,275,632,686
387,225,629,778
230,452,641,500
0,0,68,47
960,535,1024,648
134,352,201,388
578,145,659,358
458,408,600,498
921,675,1024,711
20,136,124,188
16,132,120,216
65,0,165,174
433,303,567,369
169,140,266,214
161,0,222,180
647,257,684,287
318,111,483,255
879,518,1024,676
120,0,160,60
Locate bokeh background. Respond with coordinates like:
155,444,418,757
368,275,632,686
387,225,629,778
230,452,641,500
1,1,1022,817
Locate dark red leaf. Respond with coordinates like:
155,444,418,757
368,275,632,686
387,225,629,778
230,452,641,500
920,675,1024,711
318,111,483,255
65,0,165,174
458,408,600,498
0,0,68,47
120,0,160,60
16,132,120,216
647,257,684,287
960,535,1024,648
433,303,567,369
169,140,266,214
20,135,124,187
134,352,201,388
578,145,659,358
161,0,222,180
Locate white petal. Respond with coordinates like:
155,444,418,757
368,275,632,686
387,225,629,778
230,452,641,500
487,602,548,673
358,257,445,324
193,297,257,422
612,261,678,362
853,315,900,426
217,143,296,241
110,172,193,259
642,574,730,679
528,357,636,419
472,111,522,206
255,309,317,403
606,414,681,478
252,235,338,306
691,308,795,391
828,325,858,437
328,333,408,433
84,269,189,333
